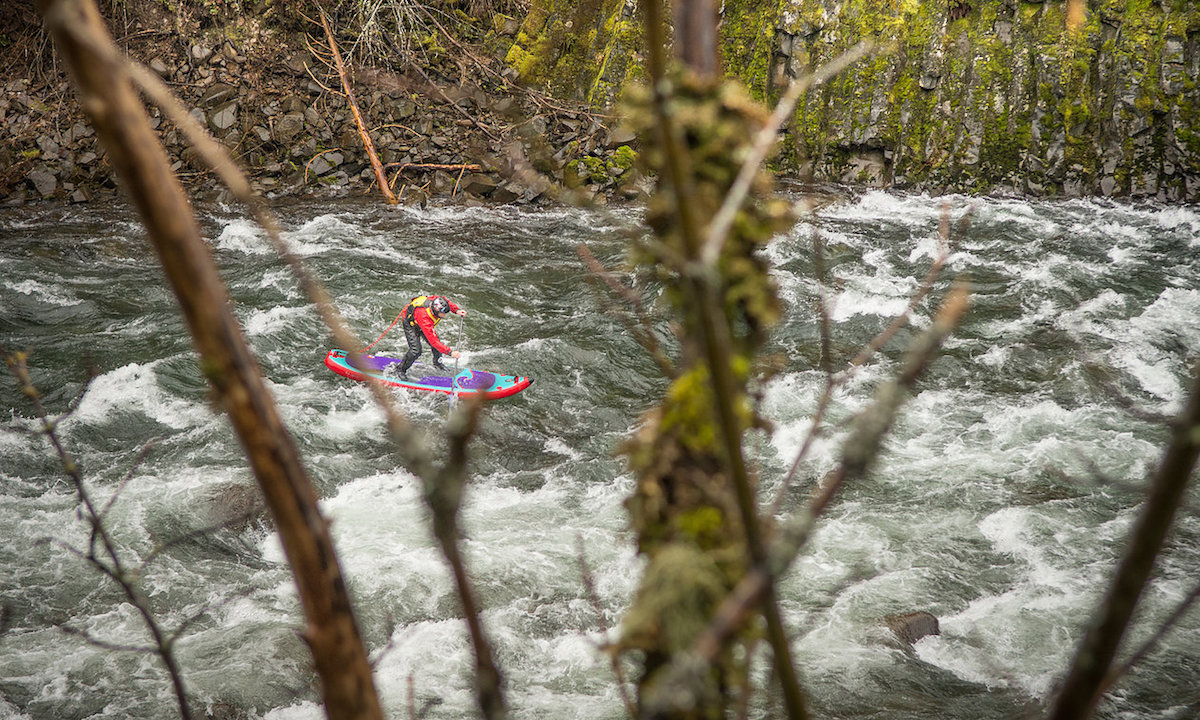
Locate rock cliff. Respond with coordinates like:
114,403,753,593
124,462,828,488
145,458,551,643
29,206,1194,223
511,0,1200,202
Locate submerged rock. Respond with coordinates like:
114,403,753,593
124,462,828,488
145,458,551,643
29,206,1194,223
885,611,940,646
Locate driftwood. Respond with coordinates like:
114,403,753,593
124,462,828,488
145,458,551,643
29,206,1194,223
386,162,482,173
318,10,397,205
385,163,483,198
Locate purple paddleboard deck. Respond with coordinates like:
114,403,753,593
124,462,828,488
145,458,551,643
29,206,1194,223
324,349,532,399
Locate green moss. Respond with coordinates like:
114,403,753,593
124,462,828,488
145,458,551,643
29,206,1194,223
502,0,631,102
610,144,638,171
618,66,794,711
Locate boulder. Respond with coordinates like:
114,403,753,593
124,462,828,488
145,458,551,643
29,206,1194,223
190,43,213,63
308,151,343,176
460,173,499,197
200,82,238,107
885,611,940,646
493,13,520,36
149,57,171,78
27,169,57,197
604,126,637,147
209,101,239,133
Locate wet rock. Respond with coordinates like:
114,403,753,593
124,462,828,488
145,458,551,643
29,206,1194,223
201,482,262,528
490,182,521,203
885,611,940,645
27,169,57,197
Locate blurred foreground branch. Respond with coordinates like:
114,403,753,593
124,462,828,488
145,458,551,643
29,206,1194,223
1050,369,1200,719
125,13,508,719
34,1,384,717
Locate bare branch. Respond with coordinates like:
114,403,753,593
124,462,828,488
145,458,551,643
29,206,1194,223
577,243,676,379
319,10,398,204
99,437,163,521
652,282,971,706
60,625,157,654
1050,368,1200,719
35,2,384,715
575,534,636,719
772,204,967,513
1098,580,1200,697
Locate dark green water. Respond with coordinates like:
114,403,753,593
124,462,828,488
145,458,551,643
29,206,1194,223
2,193,1198,719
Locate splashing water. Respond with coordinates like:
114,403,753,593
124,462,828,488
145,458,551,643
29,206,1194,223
2,193,1199,720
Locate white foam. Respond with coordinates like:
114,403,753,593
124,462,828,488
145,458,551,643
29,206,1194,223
73,360,211,430
1156,205,1200,234
4,279,82,306
213,217,269,254
263,701,322,720
544,437,583,461
241,304,308,337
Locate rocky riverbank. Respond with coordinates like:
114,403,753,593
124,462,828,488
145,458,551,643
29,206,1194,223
0,4,644,208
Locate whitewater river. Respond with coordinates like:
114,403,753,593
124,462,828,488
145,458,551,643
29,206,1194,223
2,191,1199,720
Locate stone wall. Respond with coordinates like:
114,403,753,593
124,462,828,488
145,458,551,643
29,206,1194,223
6,1,1196,205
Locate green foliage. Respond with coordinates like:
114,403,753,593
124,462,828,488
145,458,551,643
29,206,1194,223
609,144,637,171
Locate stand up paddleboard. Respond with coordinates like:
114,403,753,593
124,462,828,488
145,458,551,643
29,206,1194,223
324,349,532,399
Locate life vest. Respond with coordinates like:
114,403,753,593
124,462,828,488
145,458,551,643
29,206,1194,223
405,295,442,327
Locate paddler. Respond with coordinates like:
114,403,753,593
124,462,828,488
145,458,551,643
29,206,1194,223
397,294,467,380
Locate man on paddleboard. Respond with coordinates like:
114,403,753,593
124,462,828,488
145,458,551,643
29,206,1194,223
397,294,466,380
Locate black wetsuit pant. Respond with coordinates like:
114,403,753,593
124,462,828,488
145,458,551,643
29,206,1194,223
399,309,444,374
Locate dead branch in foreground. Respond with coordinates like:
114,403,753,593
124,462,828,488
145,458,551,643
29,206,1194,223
35,1,384,717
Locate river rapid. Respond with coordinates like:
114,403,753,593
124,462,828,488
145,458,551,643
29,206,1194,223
2,192,1199,720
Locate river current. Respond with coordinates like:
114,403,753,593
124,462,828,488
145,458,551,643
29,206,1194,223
2,192,1199,720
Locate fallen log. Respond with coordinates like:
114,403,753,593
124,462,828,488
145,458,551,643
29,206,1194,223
386,163,483,173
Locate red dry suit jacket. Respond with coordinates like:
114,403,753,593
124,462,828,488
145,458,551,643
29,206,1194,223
407,295,461,354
